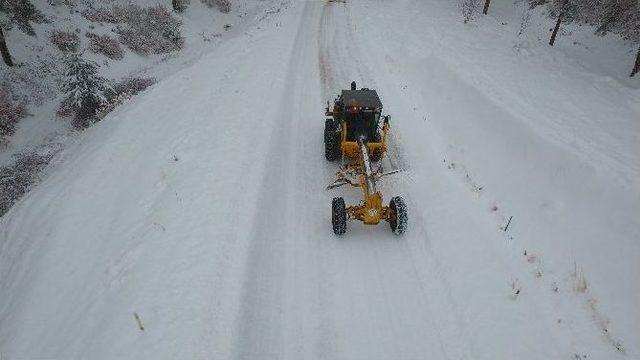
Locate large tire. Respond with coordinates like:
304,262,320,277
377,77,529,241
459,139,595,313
370,148,383,162
369,131,383,162
325,119,341,161
332,197,347,235
372,130,382,143
389,196,407,235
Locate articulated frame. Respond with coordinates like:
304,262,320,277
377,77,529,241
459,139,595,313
338,139,395,226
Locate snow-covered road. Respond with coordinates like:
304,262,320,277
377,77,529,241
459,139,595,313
229,1,638,359
1,1,638,359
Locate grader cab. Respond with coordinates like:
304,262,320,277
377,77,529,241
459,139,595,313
324,81,407,235
324,81,388,162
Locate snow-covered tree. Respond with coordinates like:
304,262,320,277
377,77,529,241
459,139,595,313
86,32,123,60
530,0,639,42
0,0,48,65
0,87,27,137
201,0,230,13
60,53,109,128
49,29,80,53
0,0,47,36
530,0,639,72
593,0,639,42
113,4,184,55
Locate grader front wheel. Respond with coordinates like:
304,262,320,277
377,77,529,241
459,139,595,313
389,196,408,235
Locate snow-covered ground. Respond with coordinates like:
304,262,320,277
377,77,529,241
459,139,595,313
0,0,261,167
1,0,638,359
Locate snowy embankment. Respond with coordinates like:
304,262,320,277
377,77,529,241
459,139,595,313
353,0,639,357
0,0,269,218
321,0,638,357
0,2,301,358
1,0,639,359
0,0,243,167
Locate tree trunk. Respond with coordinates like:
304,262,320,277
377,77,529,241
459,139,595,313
549,0,568,46
631,46,640,77
0,28,14,67
172,0,187,12
482,0,491,15
549,12,563,46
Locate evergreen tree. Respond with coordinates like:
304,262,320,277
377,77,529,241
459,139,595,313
61,53,109,128
530,0,639,74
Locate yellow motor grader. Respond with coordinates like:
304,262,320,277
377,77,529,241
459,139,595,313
325,81,407,235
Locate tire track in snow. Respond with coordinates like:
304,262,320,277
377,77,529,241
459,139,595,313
342,1,409,173
319,1,408,173
235,1,471,359
231,3,336,359
317,2,467,359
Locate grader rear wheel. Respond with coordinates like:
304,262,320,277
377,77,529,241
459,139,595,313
389,196,407,235
370,148,383,162
369,131,383,162
324,119,341,161
332,197,347,235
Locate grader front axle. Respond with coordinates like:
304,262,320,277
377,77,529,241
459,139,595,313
330,139,407,235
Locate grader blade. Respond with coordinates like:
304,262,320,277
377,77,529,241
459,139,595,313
326,178,357,190
375,169,404,180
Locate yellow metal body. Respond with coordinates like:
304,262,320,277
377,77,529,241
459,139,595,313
338,128,394,226
340,121,390,160
347,187,392,225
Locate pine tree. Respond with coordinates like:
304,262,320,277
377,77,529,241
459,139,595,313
531,0,639,74
61,53,109,128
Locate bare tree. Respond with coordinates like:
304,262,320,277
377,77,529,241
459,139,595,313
631,46,640,77
482,0,491,15
549,0,569,46
531,0,639,75
0,28,13,66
